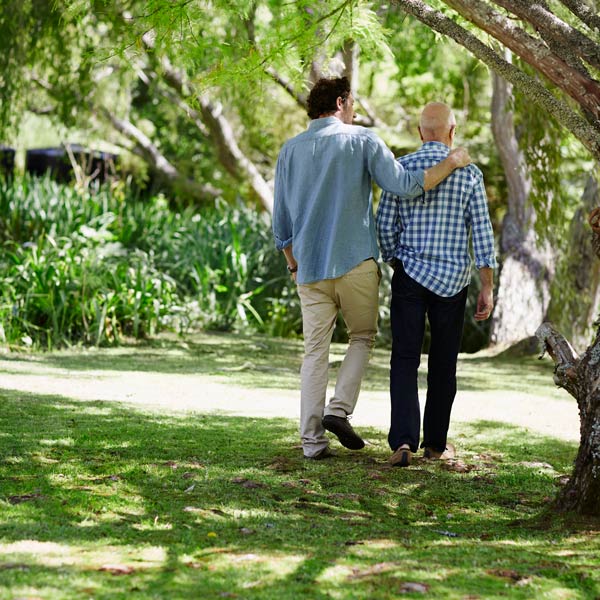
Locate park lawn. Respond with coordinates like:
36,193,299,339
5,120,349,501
0,332,599,599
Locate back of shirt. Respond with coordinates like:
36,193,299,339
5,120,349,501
273,117,424,284
376,141,496,297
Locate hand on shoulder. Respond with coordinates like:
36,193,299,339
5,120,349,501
448,147,472,169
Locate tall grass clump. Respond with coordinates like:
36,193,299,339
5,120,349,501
0,176,301,349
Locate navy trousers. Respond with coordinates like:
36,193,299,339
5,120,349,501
388,263,468,453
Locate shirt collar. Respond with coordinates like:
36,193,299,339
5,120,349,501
308,116,341,131
421,141,450,152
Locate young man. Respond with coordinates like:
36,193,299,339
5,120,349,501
273,80,471,460
376,102,497,467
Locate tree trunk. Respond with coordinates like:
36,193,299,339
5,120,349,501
489,68,554,345
536,322,600,515
101,109,221,202
546,176,600,353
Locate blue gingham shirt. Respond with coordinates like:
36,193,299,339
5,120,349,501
273,117,425,284
376,141,497,297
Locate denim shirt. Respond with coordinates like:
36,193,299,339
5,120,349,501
272,117,425,284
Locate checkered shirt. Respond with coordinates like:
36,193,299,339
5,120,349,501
376,141,497,297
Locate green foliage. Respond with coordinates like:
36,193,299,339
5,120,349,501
0,177,301,349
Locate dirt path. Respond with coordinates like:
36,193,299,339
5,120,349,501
1,356,579,442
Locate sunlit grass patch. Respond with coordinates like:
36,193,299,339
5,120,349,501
0,335,599,599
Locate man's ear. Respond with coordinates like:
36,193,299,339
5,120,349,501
336,96,344,110
418,126,425,142
449,124,456,141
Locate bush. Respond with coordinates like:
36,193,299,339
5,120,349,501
0,176,487,352
0,176,302,349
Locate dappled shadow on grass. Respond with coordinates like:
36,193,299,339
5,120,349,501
0,332,304,390
1,331,565,401
1,388,598,599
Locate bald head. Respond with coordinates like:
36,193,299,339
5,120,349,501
419,102,456,146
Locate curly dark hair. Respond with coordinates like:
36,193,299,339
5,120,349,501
307,77,351,119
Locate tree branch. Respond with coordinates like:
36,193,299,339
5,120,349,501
142,34,274,213
100,107,221,200
536,322,580,396
389,0,600,161
491,0,600,72
557,0,600,34
442,0,600,123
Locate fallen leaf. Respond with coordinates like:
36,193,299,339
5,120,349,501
399,582,429,594
182,472,196,479
348,562,398,580
7,493,44,505
0,563,29,570
239,527,255,535
441,459,475,473
433,529,458,537
267,457,295,472
98,564,135,575
231,478,264,489
184,484,195,493
518,461,554,471
487,569,523,582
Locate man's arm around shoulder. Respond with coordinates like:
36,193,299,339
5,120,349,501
422,147,471,191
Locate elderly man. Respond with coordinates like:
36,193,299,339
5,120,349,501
273,80,472,460
376,102,497,467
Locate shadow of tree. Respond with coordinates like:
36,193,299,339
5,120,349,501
0,388,596,599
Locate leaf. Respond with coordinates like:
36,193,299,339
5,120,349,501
348,562,398,580
441,459,475,473
487,569,532,585
98,564,135,575
0,563,30,570
239,527,255,535
399,582,430,594
184,484,195,493
7,493,44,504
433,529,459,537
231,478,264,489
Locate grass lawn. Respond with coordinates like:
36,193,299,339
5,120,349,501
0,332,599,599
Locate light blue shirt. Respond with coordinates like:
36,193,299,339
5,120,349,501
272,117,425,284
376,141,497,297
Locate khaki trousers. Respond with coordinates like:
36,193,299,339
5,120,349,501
297,259,380,457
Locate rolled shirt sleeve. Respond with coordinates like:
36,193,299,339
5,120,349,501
272,150,293,251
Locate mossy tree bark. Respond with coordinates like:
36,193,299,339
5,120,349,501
537,319,600,515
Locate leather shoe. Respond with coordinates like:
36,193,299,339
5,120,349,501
304,446,334,460
389,446,412,467
423,443,456,460
322,415,365,450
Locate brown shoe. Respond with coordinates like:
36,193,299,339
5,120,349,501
423,443,455,460
389,446,412,467
304,446,334,460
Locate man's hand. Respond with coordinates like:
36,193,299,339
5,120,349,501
448,147,471,169
474,286,494,321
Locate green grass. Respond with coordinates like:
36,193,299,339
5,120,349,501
1,332,599,599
